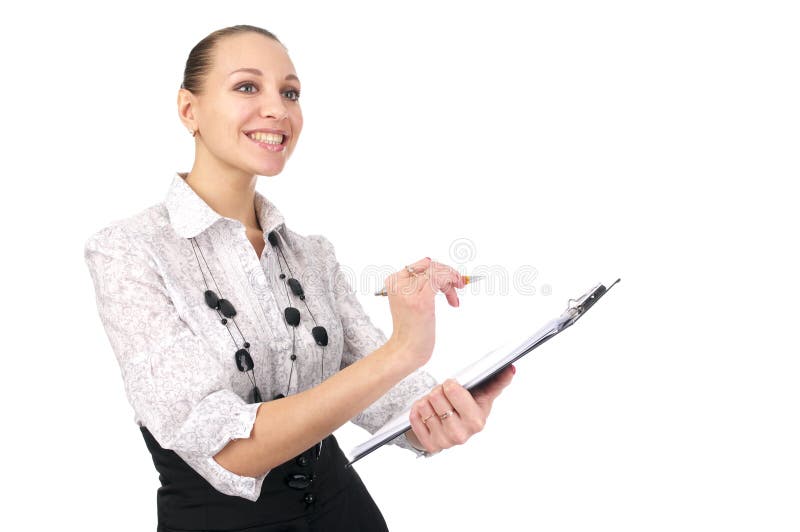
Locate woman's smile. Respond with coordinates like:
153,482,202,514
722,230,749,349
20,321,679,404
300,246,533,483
244,129,289,152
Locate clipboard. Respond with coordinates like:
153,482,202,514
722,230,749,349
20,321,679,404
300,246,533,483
345,278,621,467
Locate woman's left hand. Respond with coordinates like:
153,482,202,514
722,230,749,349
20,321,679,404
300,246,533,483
406,365,516,454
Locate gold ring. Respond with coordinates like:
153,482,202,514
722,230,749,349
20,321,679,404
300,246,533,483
422,413,436,425
439,410,455,420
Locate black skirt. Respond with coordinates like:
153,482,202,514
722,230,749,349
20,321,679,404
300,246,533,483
140,427,389,532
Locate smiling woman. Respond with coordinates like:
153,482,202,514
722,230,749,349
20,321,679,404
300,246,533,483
84,24,513,532
178,28,303,180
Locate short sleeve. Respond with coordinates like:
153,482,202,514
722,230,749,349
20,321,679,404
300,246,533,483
84,225,268,501
310,234,437,455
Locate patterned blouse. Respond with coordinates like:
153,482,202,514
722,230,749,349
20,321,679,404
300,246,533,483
83,172,436,501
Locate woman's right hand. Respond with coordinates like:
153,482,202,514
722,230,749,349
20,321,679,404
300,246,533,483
383,257,466,368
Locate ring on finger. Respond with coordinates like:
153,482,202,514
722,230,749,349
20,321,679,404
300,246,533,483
439,409,455,420
422,413,436,425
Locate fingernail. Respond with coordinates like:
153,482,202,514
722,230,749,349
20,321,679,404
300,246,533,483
511,365,516,374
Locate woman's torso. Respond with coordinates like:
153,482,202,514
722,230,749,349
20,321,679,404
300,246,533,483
113,172,348,417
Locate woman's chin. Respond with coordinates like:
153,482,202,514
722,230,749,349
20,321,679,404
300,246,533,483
251,160,287,177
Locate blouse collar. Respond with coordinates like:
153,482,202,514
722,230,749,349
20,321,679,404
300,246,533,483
165,172,286,239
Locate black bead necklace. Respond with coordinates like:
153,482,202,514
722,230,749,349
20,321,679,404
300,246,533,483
188,230,329,406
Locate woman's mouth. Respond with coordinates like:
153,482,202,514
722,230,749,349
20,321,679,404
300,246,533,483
245,131,287,152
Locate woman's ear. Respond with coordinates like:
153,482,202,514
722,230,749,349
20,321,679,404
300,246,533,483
177,88,198,132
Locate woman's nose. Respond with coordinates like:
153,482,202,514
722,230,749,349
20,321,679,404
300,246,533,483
259,92,288,121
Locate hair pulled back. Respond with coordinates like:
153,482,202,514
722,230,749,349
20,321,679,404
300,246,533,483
181,25,284,95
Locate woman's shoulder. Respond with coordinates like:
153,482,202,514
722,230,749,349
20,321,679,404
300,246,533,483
282,226,339,262
83,202,171,259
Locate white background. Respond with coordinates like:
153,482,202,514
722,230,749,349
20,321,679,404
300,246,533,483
2,1,798,530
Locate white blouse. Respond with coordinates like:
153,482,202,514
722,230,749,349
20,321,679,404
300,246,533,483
84,172,436,502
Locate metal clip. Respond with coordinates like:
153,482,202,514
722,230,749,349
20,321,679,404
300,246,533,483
562,278,620,326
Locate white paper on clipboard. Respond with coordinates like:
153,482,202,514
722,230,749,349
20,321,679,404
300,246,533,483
345,279,620,466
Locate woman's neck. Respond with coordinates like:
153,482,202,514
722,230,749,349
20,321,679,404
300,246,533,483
181,163,261,232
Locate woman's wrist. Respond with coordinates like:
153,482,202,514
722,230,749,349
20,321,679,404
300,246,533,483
386,334,432,370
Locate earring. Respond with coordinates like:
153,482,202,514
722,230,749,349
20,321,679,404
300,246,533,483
188,128,197,137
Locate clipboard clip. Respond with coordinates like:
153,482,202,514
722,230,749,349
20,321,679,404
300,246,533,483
561,278,621,327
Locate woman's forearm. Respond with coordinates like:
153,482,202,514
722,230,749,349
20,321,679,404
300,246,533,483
214,339,417,477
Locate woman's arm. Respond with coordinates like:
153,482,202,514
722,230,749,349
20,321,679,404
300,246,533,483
216,252,466,475
216,256,515,474
215,256,467,475
214,337,416,476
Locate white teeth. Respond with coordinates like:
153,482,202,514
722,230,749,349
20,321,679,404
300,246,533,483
247,131,284,144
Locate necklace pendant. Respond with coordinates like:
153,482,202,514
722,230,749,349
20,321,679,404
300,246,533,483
312,326,328,346
235,348,254,372
249,386,263,404
284,306,300,326
218,298,237,318
204,289,220,308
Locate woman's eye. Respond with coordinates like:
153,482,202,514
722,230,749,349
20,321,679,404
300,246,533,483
236,82,257,94
235,83,300,101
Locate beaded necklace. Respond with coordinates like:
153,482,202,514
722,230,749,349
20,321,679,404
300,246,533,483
188,229,329,461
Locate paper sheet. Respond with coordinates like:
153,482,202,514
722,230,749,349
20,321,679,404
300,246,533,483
346,312,574,464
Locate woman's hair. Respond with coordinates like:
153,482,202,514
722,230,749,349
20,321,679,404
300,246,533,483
180,25,284,95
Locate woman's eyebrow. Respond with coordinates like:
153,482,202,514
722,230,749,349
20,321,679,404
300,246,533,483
228,67,300,82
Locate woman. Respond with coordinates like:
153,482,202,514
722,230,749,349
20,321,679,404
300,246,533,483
84,24,514,531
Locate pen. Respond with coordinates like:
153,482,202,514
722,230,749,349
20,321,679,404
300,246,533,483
374,275,485,296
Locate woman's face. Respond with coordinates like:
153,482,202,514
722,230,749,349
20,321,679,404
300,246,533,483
184,32,303,177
